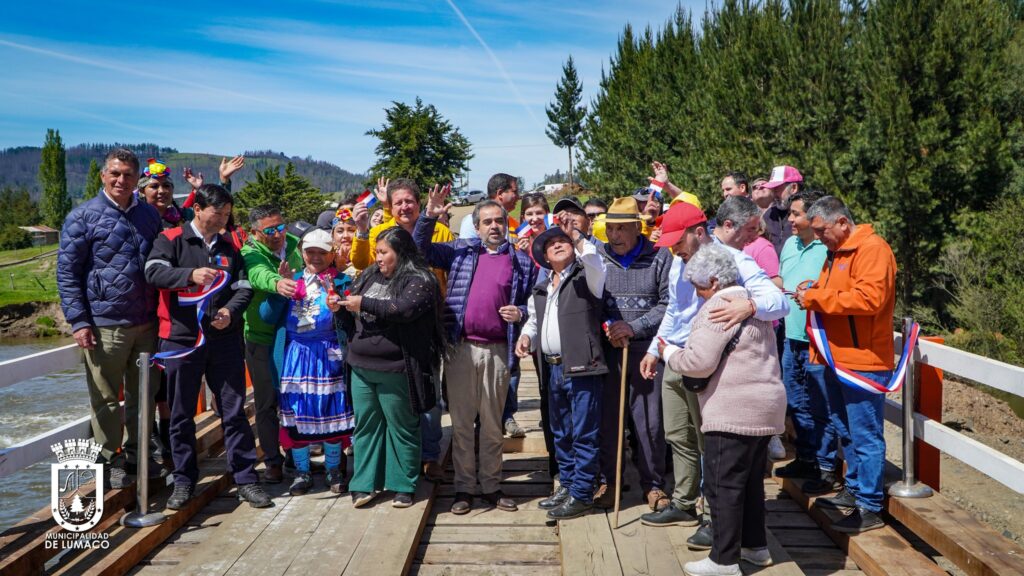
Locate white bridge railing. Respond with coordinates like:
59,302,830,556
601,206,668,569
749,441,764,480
0,344,90,478
888,334,1024,494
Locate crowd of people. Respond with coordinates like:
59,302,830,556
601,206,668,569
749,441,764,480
57,147,899,576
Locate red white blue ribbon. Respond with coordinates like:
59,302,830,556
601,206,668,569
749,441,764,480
152,271,230,368
807,311,919,394
514,220,533,237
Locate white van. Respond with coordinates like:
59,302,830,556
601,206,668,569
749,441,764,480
531,183,566,195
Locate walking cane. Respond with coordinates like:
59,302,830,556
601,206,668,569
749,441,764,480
613,345,629,529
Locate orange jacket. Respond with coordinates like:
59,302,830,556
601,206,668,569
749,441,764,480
804,224,896,372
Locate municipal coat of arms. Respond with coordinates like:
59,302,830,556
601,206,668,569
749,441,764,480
50,439,104,532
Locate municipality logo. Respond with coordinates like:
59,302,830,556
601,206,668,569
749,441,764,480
51,439,104,532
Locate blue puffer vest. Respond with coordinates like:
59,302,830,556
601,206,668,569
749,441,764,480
57,193,162,331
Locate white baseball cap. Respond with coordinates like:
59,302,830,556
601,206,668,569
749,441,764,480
301,228,334,252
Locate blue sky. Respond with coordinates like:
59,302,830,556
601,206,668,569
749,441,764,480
0,1,702,190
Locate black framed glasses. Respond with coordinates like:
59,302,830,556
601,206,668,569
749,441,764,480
262,223,287,236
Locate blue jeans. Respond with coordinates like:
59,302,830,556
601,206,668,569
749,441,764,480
822,367,891,513
781,339,838,471
548,363,602,502
502,371,520,423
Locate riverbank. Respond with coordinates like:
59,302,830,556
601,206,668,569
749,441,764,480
0,300,70,339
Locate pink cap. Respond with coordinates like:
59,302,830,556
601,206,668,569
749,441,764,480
764,165,803,189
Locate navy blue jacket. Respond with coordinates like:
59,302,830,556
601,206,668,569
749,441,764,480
58,192,162,331
413,215,537,370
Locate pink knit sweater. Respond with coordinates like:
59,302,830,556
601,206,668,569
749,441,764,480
665,285,786,436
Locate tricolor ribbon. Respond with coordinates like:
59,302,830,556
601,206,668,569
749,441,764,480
357,189,378,209
648,180,665,201
151,271,231,368
806,311,920,394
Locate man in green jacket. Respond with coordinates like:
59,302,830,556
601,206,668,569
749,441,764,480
241,205,304,483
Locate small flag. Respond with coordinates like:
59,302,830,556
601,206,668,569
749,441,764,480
356,189,378,209
545,214,557,228
648,180,666,201
602,320,612,333
212,255,229,268
344,290,351,297
515,221,533,237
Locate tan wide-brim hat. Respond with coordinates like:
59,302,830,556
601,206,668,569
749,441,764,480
604,196,643,223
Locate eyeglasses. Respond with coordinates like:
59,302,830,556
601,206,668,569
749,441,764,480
262,223,287,236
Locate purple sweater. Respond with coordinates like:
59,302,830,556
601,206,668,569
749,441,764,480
462,252,512,343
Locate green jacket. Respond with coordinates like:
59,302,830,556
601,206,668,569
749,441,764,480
241,233,303,345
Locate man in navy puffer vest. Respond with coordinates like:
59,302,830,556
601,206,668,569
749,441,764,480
58,148,162,489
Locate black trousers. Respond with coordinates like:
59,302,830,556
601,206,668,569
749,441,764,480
536,358,558,479
704,432,769,565
163,335,258,486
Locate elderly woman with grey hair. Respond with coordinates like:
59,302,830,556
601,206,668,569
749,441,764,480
657,243,786,576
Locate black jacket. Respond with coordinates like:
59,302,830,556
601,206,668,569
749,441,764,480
144,224,253,345
532,264,608,377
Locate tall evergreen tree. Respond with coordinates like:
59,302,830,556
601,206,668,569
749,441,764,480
545,56,587,185
83,159,102,200
38,128,70,227
234,162,328,224
366,98,473,188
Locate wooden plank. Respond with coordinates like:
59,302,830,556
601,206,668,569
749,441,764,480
503,437,549,454
802,570,865,576
342,421,452,576
558,510,622,576
887,489,1024,576
224,491,336,576
417,543,559,566
766,511,819,529
607,503,683,575
412,564,559,576
165,489,290,575
762,529,807,576
423,525,557,544
284,490,372,576
0,414,92,478
437,482,551,497
770,528,837,548
773,476,946,576
430,499,553,526
785,547,860,571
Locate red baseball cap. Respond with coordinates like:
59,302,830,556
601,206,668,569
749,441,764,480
654,202,707,248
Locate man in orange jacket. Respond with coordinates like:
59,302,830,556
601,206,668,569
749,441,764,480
795,196,896,534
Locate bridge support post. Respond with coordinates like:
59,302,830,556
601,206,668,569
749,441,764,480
889,318,934,499
121,352,168,528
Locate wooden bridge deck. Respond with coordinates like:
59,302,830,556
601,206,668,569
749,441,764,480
117,360,858,576
16,356,1024,575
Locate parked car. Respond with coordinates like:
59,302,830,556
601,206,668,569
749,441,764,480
453,189,487,205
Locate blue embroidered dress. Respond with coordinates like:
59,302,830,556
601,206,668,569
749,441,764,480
278,270,355,442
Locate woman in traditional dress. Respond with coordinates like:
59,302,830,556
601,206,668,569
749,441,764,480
262,227,355,495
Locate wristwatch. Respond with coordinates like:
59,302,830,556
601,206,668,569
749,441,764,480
356,231,370,240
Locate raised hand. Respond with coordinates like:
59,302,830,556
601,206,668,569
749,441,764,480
352,202,370,233
375,176,390,205
184,167,204,190
425,183,453,218
219,155,245,182
277,259,293,278
651,161,669,183
556,210,574,236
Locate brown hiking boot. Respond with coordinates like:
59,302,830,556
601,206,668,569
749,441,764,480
264,464,284,484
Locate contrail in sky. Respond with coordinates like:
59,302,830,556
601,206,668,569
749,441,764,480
443,0,544,129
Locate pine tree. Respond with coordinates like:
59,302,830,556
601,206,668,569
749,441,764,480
545,56,587,186
70,494,84,514
366,98,473,189
234,162,328,225
38,129,70,227
83,159,102,200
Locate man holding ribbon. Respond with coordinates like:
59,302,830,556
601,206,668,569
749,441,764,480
146,184,271,510
794,195,897,534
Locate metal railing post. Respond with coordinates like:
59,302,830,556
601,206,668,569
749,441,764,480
121,352,168,527
889,318,934,499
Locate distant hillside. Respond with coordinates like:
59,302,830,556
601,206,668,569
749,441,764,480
0,143,367,199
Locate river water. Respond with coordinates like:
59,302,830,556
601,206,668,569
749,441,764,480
0,338,89,533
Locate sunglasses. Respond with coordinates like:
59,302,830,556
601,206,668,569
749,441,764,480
261,223,287,236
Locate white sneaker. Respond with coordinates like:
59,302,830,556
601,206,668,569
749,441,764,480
740,546,773,566
683,557,741,576
768,435,786,461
